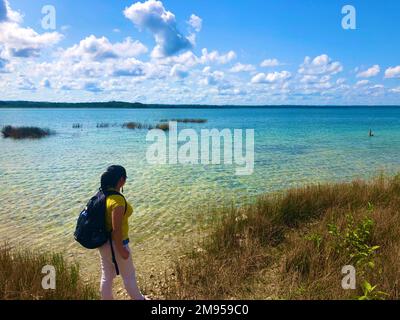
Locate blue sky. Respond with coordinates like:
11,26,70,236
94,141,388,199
0,0,400,105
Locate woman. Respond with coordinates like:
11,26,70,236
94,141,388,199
98,165,146,300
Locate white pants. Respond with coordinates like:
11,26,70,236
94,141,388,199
98,241,144,300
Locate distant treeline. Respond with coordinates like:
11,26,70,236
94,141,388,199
1,101,398,109
0,101,232,109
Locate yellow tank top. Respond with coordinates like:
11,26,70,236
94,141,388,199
105,191,133,241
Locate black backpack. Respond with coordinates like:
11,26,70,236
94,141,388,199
74,190,126,274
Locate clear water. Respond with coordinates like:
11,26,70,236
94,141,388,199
1,107,400,265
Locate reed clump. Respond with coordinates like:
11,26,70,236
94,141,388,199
122,122,153,130
1,126,53,139
96,123,110,128
160,119,208,124
155,123,170,131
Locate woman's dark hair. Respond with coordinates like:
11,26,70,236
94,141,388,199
100,165,127,191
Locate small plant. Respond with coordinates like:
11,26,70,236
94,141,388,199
328,214,379,267
358,281,389,300
327,209,389,300
305,233,323,249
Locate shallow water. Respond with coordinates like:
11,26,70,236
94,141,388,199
1,107,400,263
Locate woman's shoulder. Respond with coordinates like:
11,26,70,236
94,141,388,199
107,194,126,207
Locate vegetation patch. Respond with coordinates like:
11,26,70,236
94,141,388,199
155,123,170,131
163,174,400,300
96,123,110,128
1,126,53,140
160,119,208,124
122,122,153,130
0,244,98,300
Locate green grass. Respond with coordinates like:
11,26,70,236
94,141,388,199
0,245,99,300
163,174,400,300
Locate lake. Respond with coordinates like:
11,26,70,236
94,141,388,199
1,106,400,273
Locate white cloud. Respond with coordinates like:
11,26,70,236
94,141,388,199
159,50,199,68
0,0,22,23
251,71,291,84
188,14,202,32
202,66,211,73
390,87,400,94
365,84,385,97
336,78,346,85
82,81,103,93
18,77,36,91
357,65,380,78
385,66,400,79
300,75,319,84
170,64,189,79
298,54,343,76
260,58,281,67
112,58,145,77
200,48,236,65
62,35,147,61
200,69,225,86
0,0,62,58
355,80,370,87
124,0,193,57
229,63,255,73
40,78,51,88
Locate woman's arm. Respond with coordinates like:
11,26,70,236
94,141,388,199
111,206,129,260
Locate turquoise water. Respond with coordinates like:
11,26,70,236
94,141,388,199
1,107,400,259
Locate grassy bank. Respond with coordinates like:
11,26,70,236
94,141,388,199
0,245,98,300
163,174,400,300
2,175,399,300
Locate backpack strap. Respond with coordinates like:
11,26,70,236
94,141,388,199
102,189,127,276
109,235,120,276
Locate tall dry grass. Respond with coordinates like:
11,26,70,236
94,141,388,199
163,174,400,300
0,245,98,300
